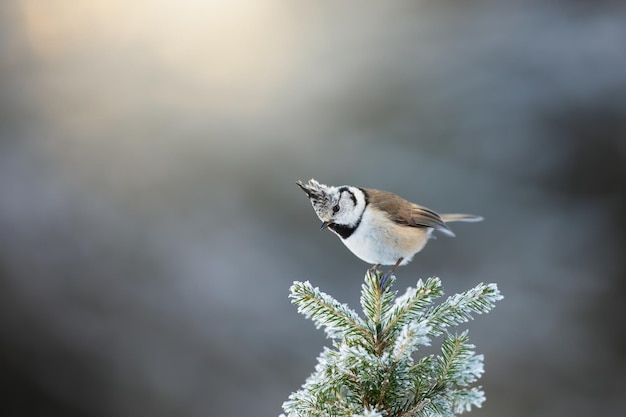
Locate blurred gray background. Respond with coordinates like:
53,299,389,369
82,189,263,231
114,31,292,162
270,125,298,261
1,1,625,416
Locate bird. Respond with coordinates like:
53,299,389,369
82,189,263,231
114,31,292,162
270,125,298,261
296,179,482,286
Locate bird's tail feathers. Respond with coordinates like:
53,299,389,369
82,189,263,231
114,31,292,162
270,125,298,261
441,213,484,223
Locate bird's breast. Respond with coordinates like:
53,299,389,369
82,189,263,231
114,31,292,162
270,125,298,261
339,208,429,265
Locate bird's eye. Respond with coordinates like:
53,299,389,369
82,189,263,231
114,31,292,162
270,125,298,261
332,204,340,213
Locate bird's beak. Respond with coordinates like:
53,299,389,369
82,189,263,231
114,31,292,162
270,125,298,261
320,221,330,230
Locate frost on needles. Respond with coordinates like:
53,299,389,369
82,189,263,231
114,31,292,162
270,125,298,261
281,270,502,417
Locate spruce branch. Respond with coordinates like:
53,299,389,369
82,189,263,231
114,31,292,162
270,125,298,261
360,270,396,329
382,277,444,342
421,283,502,337
290,281,370,341
283,270,502,417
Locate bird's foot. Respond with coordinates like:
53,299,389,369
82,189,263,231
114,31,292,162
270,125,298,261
368,264,381,276
379,258,403,291
379,270,393,291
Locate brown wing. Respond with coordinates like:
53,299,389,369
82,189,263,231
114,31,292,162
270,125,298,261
365,188,455,236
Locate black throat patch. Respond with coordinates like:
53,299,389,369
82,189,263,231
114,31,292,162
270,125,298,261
327,223,357,239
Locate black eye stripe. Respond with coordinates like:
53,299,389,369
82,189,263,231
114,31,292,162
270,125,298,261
338,187,357,205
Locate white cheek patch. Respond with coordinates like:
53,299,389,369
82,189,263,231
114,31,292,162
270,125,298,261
334,188,366,228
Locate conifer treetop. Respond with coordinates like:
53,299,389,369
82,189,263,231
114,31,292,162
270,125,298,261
282,270,502,417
